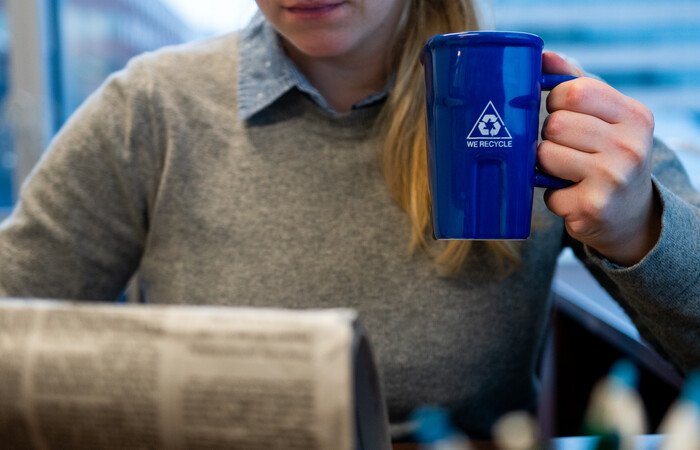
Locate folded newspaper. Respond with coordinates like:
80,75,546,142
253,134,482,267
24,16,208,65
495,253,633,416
0,299,391,450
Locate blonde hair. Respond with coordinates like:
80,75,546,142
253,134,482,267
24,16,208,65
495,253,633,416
379,0,521,275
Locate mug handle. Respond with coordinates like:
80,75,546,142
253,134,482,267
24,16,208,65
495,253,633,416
535,74,578,189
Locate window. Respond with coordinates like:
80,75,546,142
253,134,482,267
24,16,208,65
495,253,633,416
0,0,257,215
57,0,257,122
493,0,700,188
0,0,12,211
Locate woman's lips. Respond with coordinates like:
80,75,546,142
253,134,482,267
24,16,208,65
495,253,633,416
283,2,346,18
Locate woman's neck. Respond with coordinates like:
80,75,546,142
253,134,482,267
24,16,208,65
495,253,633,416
283,40,392,113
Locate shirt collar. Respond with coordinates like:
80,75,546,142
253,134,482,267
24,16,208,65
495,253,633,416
237,13,392,120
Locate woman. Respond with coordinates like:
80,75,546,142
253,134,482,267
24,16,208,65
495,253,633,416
1,0,699,438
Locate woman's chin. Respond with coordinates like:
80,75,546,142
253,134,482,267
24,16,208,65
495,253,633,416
284,35,357,60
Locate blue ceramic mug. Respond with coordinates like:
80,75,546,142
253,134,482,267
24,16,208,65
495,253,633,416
420,31,575,240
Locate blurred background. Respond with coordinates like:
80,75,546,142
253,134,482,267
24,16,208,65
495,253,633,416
0,0,698,216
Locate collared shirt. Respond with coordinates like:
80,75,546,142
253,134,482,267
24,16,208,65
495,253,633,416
237,13,392,120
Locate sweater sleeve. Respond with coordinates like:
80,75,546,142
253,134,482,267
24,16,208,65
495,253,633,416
0,56,162,301
569,137,700,374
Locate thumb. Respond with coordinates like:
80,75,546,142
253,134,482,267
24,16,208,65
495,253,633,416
542,51,584,77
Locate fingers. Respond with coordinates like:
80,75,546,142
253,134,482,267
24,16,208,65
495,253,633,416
541,76,655,185
546,76,652,126
537,140,590,183
542,185,611,241
538,138,637,188
542,109,614,154
542,51,584,77
537,53,659,264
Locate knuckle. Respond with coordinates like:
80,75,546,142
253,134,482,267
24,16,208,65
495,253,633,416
543,111,566,138
611,134,648,169
545,90,561,114
639,105,655,130
537,139,554,155
627,144,648,169
565,213,602,238
566,219,591,237
627,99,655,129
580,191,610,222
601,164,630,189
584,200,605,221
564,79,590,107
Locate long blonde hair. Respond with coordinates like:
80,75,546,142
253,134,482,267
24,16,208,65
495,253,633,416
379,0,521,275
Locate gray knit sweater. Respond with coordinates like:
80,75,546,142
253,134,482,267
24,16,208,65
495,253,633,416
1,31,699,437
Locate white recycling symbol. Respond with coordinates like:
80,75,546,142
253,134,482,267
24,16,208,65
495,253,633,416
478,114,501,136
467,101,512,140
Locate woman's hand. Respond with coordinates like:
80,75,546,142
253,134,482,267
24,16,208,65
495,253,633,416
538,51,661,266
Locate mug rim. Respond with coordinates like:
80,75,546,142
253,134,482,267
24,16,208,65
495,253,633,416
423,31,544,50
